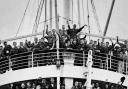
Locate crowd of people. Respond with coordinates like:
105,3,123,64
1,78,57,89
0,78,126,89
72,81,126,89
0,23,127,56
0,23,128,73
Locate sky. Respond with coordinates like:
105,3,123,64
0,0,128,42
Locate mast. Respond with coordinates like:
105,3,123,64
54,1,60,89
102,0,115,41
87,0,90,40
77,0,81,27
49,0,53,30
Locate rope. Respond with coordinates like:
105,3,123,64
72,0,73,24
44,0,47,32
91,0,102,35
32,0,45,34
86,0,90,40
82,0,86,32
39,17,56,24
59,16,78,24
15,0,31,37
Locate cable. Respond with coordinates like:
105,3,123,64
59,16,78,24
82,0,86,31
72,0,73,24
39,17,56,24
86,0,90,40
15,0,31,37
91,0,102,35
32,0,45,34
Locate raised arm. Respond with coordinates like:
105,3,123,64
76,24,87,33
46,25,49,35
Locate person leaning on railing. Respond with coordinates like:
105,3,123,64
0,45,3,57
3,41,12,56
10,42,19,55
18,42,28,53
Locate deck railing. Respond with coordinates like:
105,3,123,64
0,49,128,75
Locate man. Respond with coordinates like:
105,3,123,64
67,22,87,39
0,45,3,57
48,78,57,89
11,42,19,55
19,42,28,53
20,83,26,89
38,38,47,50
32,37,41,52
71,81,79,89
45,27,56,49
25,40,33,51
26,82,32,89
104,42,110,53
95,83,101,89
40,79,47,89
3,41,12,56
78,82,83,89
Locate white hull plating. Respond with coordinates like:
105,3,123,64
0,65,127,87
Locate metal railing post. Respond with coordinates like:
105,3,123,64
106,54,108,70
110,51,112,69
32,51,34,67
86,50,93,89
9,56,12,71
126,55,128,75
83,51,85,67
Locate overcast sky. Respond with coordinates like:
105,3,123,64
0,0,128,41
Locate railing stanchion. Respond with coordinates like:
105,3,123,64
106,54,108,70
9,56,12,71
110,51,112,69
86,50,93,89
126,56,128,75
32,52,34,67
83,51,85,67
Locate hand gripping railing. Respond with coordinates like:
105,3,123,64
0,49,128,75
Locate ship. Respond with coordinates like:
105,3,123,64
0,0,128,89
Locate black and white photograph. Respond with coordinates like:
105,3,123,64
0,0,128,89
